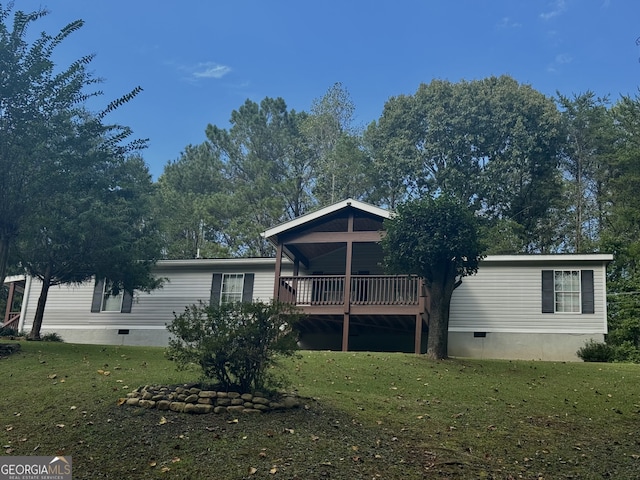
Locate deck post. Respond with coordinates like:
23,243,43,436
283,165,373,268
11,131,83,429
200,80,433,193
414,314,422,354
3,281,15,326
273,243,283,300
342,313,350,351
341,213,354,352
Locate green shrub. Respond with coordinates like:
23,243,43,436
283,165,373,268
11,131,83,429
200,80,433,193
611,341,640,363
577,339,614,362
166,301,302,391
41,332,63,342
0,326,19,337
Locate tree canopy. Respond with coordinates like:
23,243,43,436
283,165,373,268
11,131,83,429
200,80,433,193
382,196,484,359
0,3,160,338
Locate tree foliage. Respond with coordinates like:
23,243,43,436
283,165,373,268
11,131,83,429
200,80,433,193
0,4,90,286
205,97,314,255
557,91,614,253
368,76,564,252
0,4,160,338
382,196,484,359
155,143,232,259
166,301,302,391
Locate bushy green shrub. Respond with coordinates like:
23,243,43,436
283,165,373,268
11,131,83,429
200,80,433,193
41,332,63,342
577,339,614,362
611,341,640,363
166,301,302,391
0,326,19,337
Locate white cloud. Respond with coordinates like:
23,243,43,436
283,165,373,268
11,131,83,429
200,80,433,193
497,17,521,29
192,62,232,79
540,0,567,20
546,52,573,72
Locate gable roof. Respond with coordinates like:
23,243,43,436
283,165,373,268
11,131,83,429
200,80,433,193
261,198,390,244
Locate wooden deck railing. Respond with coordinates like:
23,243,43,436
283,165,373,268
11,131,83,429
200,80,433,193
277,275,420,307
2,312,20,331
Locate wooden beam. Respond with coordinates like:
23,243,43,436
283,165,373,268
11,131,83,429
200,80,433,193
281,230,382,244
282,244,310,268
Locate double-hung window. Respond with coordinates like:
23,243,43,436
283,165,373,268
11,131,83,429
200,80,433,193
90,278,134,313
554,270,581,313
542,269,594,314
210,273,255,305
101,280,124,312
220,273,245,304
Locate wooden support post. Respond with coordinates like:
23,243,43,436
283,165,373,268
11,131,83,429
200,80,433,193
273,243,283,300
3,281,15,326
342,313,350,352
414,314,422,354
342,213,354,352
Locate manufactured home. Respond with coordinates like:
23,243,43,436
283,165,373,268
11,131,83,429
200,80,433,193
2,199,611,361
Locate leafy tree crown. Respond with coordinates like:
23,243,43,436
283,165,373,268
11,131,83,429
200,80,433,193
382,196,484,284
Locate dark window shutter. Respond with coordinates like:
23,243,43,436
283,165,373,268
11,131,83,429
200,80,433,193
121,290,134,313
541,270,554,313
242,273,255,303
91,278,105,312
210,273,223,306
581,270,595,314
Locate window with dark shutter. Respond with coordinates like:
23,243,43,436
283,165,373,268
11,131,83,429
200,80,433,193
91,279,105,312
121,291,134,313
210,273,255,305
541,270,554,313
542,269,595,314
581,270,595,314
242,273,254,302
210,273,223,305
91,278,133,313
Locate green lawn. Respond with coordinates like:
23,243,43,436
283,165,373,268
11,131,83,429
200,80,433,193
1,341,639,479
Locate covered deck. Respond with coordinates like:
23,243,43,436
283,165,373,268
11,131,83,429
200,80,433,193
263,199,429,354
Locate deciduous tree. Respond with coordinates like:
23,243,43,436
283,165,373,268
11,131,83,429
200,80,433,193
0,4,159,338
381,196,484,359
370,76,564,252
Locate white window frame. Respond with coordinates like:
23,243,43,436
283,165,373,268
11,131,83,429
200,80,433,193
554,270,581,313
101,280,124,312
220,273,245,304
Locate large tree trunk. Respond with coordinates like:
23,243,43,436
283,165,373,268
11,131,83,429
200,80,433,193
28,264,52,340
426,272,457,360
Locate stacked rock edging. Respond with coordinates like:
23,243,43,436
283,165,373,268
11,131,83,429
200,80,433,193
0,342,21,358
122,384,302,415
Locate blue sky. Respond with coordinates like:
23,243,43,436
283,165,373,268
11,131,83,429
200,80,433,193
16,0,640,179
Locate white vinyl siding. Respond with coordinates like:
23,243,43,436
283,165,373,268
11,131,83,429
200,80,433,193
449,261,607,334
19,260,286,337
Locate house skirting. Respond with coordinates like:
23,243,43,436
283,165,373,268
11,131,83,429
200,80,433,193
43,327,170,347
43,328,602,362
447,332,605,362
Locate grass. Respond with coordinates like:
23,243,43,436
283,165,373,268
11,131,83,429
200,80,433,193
0,341,639,479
